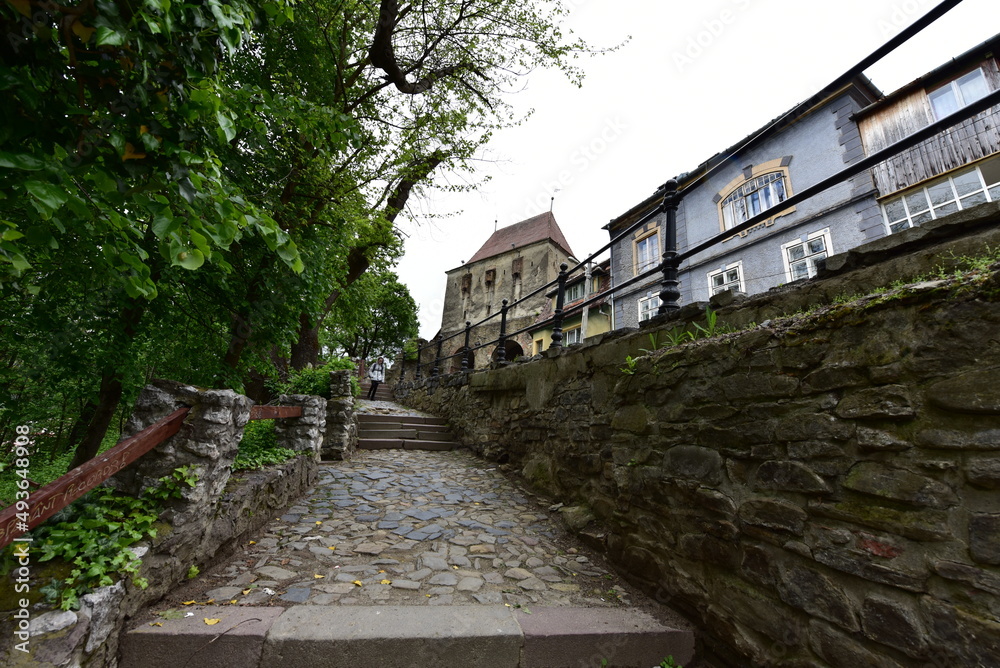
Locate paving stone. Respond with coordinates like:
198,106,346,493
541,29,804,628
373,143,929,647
505,568,534,581
391,580,422,591
428,573,459,586
257,566,298,581
280,588,312,603
457,577,484,592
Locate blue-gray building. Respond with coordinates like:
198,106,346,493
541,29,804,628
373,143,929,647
607,32,1000,330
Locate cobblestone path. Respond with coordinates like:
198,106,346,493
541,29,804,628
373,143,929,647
169,448,642,612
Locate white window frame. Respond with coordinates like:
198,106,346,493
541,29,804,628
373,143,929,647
781,229,832,283
881,159,1000,234
638,295,661,322
634,232,660,275
564,281,586,303
928,68,989,120
720,171,789,230
708,262,745,296
563,326,582,345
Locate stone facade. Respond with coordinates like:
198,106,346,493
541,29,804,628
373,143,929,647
397,206,1000,666
4,381,329,668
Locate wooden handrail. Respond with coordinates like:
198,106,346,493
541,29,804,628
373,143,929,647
0,406,190,550
249,405,303,420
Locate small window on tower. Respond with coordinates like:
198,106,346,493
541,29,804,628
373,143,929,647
485,269,496,286
461,274,472,294
511,257,523,279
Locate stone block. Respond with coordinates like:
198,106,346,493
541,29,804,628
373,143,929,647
663,445,723,485
810,500,951,542
921,595,1000,666
611,405,650,434
802,365,867,392
775,563,858,632
857,427,911,451
843,462,958,509
969,513,1000,566
861,595,926,658
812,547,926,593
916,428,1000,451
753,461,831,494
809,620,907,668
966,457,1000,489
926,368,1000,415
775,413,855,442
835,385,914,419
739,498,807,536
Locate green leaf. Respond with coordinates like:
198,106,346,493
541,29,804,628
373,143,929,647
152,208,178,238
173,248,205,270
25,181,69,212
216,111,236,142
95,26,126,46
0,151,44,170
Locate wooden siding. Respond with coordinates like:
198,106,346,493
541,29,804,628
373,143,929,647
860,57,1000,196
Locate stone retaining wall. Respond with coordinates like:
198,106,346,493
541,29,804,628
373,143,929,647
4,379,339,668
396,209,1000,666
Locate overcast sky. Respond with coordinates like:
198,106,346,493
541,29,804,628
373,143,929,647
394,0,998,339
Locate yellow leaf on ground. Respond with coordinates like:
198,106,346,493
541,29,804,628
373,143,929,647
204,618,221,626
242,589,251,595
230,600,237,604
249,541,256,545
205,599,215,604
380,579,392,585
149,622,163,627
314,574,324,579
328,546,336,550
181,601,196,606
352,580,363,587
315,521,322,525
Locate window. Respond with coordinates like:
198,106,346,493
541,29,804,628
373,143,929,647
928,69,989,120
634,232,660,275
639,295,661,322
564,327,582,345
882,159,1000,234
721,172,788,230
782,229,831,282
564,281,586,303
708,263,744,295
533,339,543,355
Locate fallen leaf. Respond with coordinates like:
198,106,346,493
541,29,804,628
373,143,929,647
352,580,363,587
149,622,163,627
314,574,324,579
181,601,196,606
328,546,336,550
242,589,251,595
380,579,392,585
204,618,221,626
249,541,256,545
315,521,322,525
206,599,215,604
230,600,237,604
157,609,185,620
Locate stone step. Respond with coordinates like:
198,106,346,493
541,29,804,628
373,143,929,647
357,414,447,426
359,428,454,442
121,605,695,668
357,438,459,451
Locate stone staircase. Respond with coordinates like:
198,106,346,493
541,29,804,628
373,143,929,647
359,378,393,401
356,412,460,451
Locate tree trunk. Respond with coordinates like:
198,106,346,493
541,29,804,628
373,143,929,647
67,370,124,471
290,312,321,370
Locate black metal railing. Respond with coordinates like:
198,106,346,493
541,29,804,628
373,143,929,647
402,0,1000,381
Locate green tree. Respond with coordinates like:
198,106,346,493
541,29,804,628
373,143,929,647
323,271,419,361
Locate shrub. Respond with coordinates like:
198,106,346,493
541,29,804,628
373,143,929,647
233,419,297,471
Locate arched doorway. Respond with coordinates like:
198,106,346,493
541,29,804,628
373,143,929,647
491,340,524,364
450,347,476,373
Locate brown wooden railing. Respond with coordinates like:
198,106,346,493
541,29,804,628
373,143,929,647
0,402,303,550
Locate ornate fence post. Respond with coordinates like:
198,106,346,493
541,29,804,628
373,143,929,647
462,321,471,371
433,339,443,377
658,178,683,315
415,343,423,380
550,263,569,348
497,299,509,364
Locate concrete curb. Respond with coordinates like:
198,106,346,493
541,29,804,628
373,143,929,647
121,605,695,668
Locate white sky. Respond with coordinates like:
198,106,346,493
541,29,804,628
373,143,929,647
395,0,999,339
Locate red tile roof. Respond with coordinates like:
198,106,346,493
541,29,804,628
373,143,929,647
467,212,575,264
